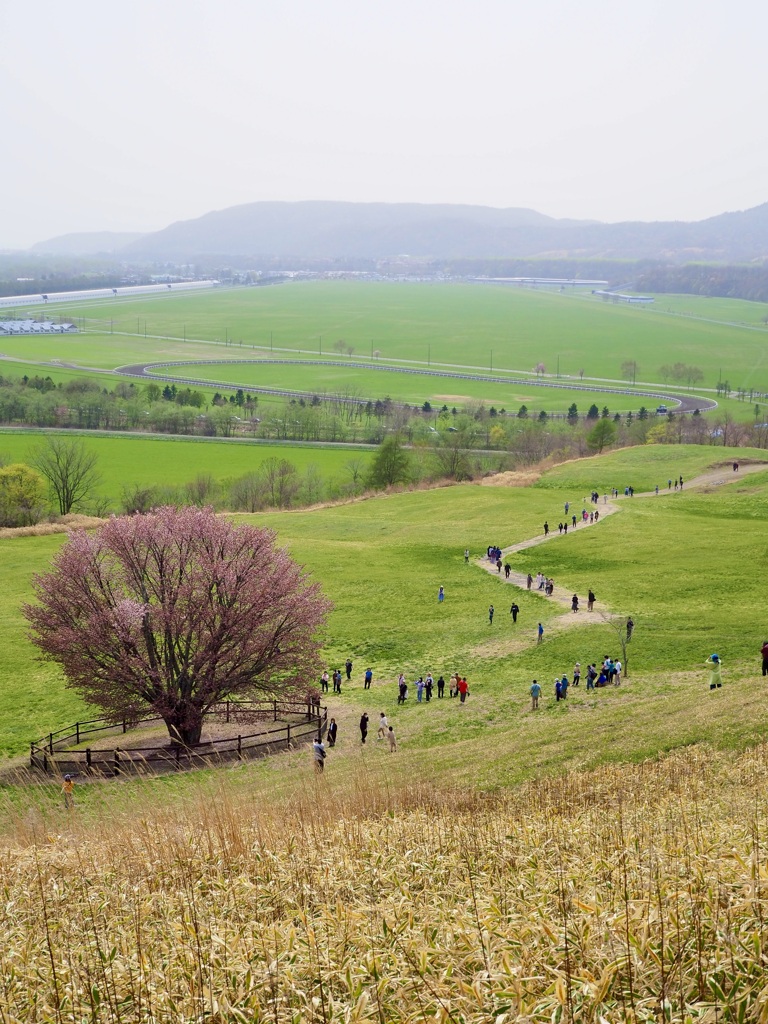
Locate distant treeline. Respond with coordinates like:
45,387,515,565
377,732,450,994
635,264,768,304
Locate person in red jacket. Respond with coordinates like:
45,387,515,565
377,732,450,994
457,677,469,703
762,640,768,677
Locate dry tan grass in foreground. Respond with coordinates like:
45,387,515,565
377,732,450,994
2,745,768,1022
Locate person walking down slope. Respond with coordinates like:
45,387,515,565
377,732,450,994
387,726,397,752
571,593,579,613
544,521,549,537
527,573,533,590
360,712,370,743
457,677,469,703
364,667,373,689
588,589,596,612
537,622,544,644
530,679,541,710
377,712,389,739
510,602,519,623
761,640,768,677
438,585,445,603
62,774,75,810
707,654,723,690
489,604,495,625
464,548,470,563
345,659,353,680
313,738,327,773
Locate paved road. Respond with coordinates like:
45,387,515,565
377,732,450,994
114,358,719,413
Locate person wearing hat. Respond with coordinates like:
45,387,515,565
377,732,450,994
62,774,75,810
707,653,723,689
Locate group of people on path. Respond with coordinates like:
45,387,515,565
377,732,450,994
320,663,374,693
314,711,398,770
395,672,469,702
530,654,625,709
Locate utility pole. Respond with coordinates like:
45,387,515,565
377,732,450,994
490,350,493,374
428,343,431,367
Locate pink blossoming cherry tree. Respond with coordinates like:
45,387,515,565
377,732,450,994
25,506,331,747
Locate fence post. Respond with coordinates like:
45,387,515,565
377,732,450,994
273,700,277,722
226,701,230,724
122,719,127,734
114,748,120,775
237,735,242,757
86,748,92,768
76,722,80,745
286,723,291,747
49,732,53,753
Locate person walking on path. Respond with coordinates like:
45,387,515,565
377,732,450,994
327,718,338,747
313,738,327,773
437,674,445,698
707,654,723,689
510,602,519,623
571,593,579,613
489,604,495,625
530,679,541,710
458,677,469,703
321,670,329,693
537,622,544,644
438,585,445,602
527,573,533,590
377,712,389,740
543,521,549,537
360,712,369,743
345,659,353,681
761,640,768,677
679,476,684,489
588,589,596,612
387,726,397,752
504,563,511,579
364,667,373,689
572,514,577,528
62,774,75,810
333,669,342,694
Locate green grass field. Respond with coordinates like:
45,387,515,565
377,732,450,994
3,444,767,776
9,283,768,418
0,430,372,507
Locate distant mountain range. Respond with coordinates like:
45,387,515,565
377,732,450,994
30,231,147,255
29,201,768,264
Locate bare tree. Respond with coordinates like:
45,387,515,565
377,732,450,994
31,437,101,515
598,611,633,679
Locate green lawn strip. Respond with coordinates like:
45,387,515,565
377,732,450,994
535,444,768,493
0,430,372,505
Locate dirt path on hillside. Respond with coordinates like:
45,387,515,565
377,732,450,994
476,459,768,640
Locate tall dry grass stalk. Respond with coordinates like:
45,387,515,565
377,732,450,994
1,745,768,1021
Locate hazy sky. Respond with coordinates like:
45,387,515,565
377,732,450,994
2,0,767,248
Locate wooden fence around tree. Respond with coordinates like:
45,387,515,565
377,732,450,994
30,699,327,777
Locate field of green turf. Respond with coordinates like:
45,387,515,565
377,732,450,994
4,445,768,781
12,282,768,411
160,358,665,414
0,431,372,506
